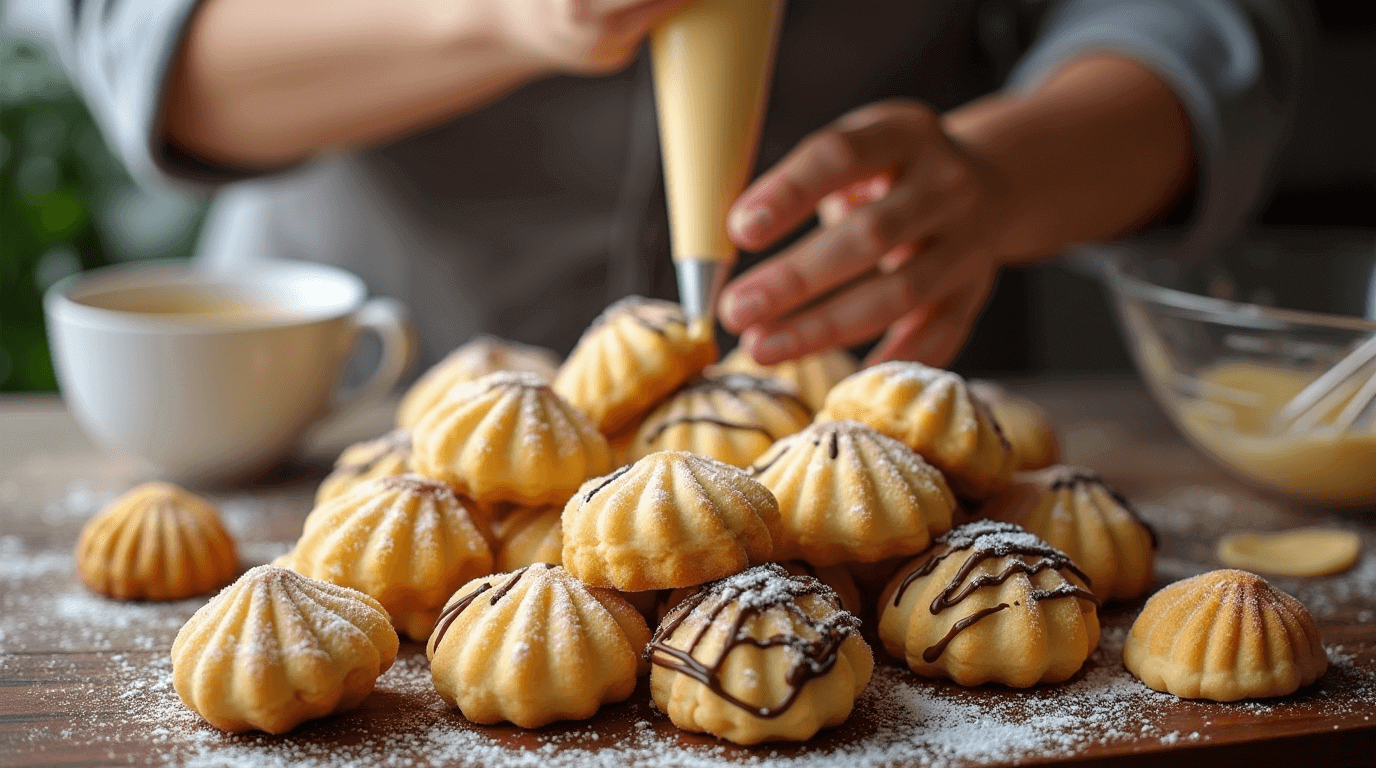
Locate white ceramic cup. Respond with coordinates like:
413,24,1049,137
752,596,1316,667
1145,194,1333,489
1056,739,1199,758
44,259,414,484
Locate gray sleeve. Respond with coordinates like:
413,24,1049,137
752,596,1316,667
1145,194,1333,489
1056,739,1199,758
1008,0,1309,253
18,0,250,192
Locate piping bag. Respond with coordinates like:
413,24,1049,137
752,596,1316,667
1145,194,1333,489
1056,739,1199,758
651,0,785,335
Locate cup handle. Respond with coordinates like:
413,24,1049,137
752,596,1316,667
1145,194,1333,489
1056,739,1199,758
333,297,415,417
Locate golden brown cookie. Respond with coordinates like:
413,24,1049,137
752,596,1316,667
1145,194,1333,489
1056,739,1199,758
750,420,955,565
315,429,413,505
715,346,859,412
969,380,1060,470
1123,569,1326,700
649,564,873,745
630,374,811,467
397,336,561,429
817,362,1017,501
171,565,398,733
979,466,1156,601
287,474,494,641
76,482,238,601
412,371,612,507
427,564,650,728
879,521,1100,687
561,451,781,591
553,297,717,433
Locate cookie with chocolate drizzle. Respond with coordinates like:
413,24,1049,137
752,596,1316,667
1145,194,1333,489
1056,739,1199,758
978,466,1158,601
553,297,718,434
878,520,1100,687
715,346,859,412
648,563,873,745
427,564,650,728
630,373,811,467
397,335,561,429
750,420,955,565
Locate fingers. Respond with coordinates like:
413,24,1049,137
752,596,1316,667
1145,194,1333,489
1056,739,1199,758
865,274,993,367
602,0,693,34
728,102,938,250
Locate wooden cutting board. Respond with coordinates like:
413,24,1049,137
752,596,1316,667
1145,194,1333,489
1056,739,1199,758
1,382,1373,767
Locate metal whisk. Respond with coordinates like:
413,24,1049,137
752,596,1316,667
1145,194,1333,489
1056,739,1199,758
1274,333,1376,434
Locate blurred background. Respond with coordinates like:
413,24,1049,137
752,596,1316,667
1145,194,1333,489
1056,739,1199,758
0,0,1372,393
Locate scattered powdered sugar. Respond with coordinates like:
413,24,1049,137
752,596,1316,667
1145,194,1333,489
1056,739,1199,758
25,616,1374,768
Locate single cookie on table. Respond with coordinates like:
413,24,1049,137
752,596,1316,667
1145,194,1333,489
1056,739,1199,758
978,466,1157,601
172,565,398,734
427,564,650,728
1123,569,1327,701
492,505,562,572
561,451,781,591
649,563,873,745
397,335,561,429
714,346,859,412
629,374,811,467
553,297,717,434
412,372,612,508
879,520,1100,688
749,420,955,566
315,429,413,505
76,482,238,601
817,362,1017,501
284,474,494,642
968,380,1060,470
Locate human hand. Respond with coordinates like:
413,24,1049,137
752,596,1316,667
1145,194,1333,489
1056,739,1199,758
492,0,694,73
718,99,1010,367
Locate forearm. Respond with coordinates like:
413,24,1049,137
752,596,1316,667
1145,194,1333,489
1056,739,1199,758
162,0,549,169
946,54,1195,263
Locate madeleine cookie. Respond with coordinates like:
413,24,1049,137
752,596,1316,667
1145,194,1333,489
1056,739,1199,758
649,564,873,744
879,521,1100,687
553,297,717,434
1124,569,1326,701
77,482,238,601
412,372,612,507
287,475,493,641
969,380,1060,470
715,346,859,412
316,429,413,505
817,362,1016,500
397,336,560,429
427,565,650,727
172,566,398,733
561,451,781,591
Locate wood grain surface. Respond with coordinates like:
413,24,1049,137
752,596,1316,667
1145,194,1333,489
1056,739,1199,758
1,380,1374,768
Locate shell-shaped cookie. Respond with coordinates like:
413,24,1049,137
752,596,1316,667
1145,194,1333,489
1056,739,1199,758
716,346,859,412
492,505,563,571
969,380,1060,470
630,374,811,467
750,420,955,566
427,564,650,728
1123,569,1327,701
76,482,238,601
649,564,873,745
315,429,413,505
553,297,717,434
171,565,398,733
817,362,1016,501
979,466,1157,601
397,336,561,429
288,474,494,641
412,372,612,507
879,520,1100,687
562,451,782,591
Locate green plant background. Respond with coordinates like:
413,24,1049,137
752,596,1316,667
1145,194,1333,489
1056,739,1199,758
0,34,206,392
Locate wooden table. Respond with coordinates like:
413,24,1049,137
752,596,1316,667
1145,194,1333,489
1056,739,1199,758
2,380,1374,768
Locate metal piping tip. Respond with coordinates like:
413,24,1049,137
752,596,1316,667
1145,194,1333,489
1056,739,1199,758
676,258,729,330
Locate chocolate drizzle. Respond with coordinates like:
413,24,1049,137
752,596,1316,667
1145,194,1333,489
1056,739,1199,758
646,564,861,720
428,563,558,652
642,417,773,444
891,521,1100,663
579,465,633,506
748,421,855,477
641,375,810,447
589,297,686,337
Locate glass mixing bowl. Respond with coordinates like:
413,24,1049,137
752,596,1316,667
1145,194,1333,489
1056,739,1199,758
1087,229,1376,508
